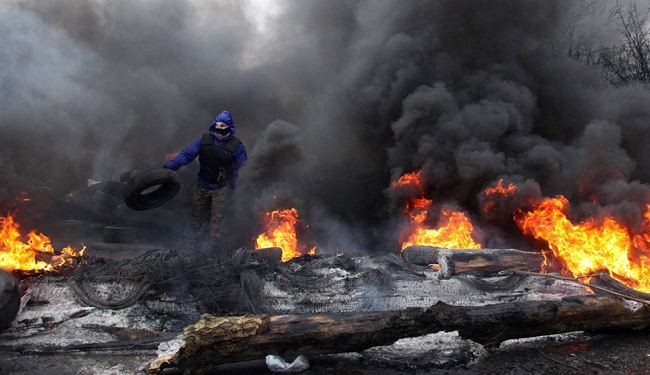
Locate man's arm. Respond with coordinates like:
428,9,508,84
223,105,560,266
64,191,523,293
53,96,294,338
163,137,201,170
233,143,248,169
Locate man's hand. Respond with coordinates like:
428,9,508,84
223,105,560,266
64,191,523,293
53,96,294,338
165,152,179,161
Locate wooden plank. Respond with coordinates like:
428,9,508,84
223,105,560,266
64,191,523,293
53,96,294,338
438,249,543,279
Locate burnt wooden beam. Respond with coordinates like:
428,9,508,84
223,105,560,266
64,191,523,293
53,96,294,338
148,295,650,373
438,248,543,279
400,247,543,279
400,245,440,265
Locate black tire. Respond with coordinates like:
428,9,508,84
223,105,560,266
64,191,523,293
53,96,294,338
123,168,180,211
0,270,20,331
119,169,142,183
94,181,125,198
591,273,650,301
68,181,124,217
90,190,122,216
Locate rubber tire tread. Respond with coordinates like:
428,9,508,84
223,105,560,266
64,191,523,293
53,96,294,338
123,168,180,211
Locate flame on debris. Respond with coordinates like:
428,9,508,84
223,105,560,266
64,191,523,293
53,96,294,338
255,208,313,262
394,171,482,250
515,196,650,293
401,208,482,250
0,214,85,272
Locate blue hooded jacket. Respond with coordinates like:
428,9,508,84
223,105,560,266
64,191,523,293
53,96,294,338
164,111,247,189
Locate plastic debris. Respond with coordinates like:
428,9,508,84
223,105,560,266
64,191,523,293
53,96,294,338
265,354,310,373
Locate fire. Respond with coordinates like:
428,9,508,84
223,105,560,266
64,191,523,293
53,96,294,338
0,214,85,272
401,208,482,250
394,171,482,250
515,196,650,292
482,178,518,213
484,179,518,197
392,171,426,191
255,208,312,262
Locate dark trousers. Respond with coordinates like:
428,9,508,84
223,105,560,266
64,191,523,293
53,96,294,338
190,185,230,244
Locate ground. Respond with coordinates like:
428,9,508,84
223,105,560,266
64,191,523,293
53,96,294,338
1,247,648,374
0,331,648,374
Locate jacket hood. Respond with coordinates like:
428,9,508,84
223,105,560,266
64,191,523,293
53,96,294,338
209,110,235,135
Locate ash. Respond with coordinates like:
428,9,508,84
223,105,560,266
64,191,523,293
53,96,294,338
0,248,617,373
362,332,487,370
262,253,587,314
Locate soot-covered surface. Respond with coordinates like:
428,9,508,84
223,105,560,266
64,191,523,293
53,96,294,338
0,248,647,374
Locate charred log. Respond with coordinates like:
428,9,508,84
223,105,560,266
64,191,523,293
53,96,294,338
148,295,650,373
400,246,440,266
438,248,543,279
455,274,527,292
253,247,282,265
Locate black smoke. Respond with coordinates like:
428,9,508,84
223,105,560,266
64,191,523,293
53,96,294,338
3,0,650,253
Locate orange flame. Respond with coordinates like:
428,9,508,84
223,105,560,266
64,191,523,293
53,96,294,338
255,208,312,262
482,178,518,213
391,170,426,191
515,196,650,292
484,179,518,196
0,214,85,272
402,208,482,250
394,171,482,250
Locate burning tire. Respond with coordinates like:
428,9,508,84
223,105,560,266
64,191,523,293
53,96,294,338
0,270,20,331
123,168,180,211
590,273,650,301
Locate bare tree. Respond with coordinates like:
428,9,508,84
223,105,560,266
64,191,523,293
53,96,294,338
596,2,650,85
564,0,609,64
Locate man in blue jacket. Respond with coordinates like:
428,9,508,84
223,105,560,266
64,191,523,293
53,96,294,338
164,110,247,246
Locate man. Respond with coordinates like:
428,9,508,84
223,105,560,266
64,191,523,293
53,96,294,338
164,110,247,246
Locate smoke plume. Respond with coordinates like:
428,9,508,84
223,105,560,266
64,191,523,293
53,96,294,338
3,0,650,253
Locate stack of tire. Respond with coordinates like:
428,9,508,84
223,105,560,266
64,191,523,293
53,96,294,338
0,270,19,332
63,168,181,246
